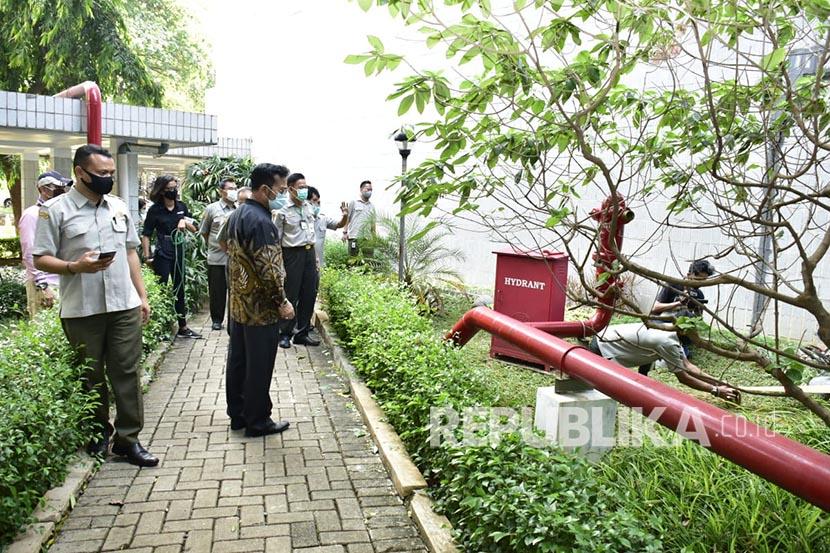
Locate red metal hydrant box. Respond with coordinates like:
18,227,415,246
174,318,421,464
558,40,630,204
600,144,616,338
490,249,569,369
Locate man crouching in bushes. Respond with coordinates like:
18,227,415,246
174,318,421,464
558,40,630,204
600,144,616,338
32,144,158,467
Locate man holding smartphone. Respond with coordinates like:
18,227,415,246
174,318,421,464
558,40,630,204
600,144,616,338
33,144,157,467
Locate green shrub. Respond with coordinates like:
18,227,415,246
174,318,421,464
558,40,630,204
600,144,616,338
321,269,660,552
0,237,21,260
323,238,350,270
0,267,27,322
179,227,209,319
435,434,662,552
0,268,180,547
0,314,96,545
142,266,177,354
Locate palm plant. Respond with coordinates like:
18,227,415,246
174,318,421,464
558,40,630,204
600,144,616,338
365,213,468,313
183,155,254,205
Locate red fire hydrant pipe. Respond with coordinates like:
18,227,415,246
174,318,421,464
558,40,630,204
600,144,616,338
54,81,102,145
526,195,633,338
447,306,830,512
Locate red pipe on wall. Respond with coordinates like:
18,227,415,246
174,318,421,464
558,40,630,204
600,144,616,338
447,306,830,511
54,81,102,145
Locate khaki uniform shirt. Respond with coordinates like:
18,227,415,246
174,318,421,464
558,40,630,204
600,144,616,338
274,202,316,248
346,199,374,239
226,202,287,326
33,187,141,319
200,199,235,266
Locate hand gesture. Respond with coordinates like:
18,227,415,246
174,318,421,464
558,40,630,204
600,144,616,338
73,251,115,273
714,386,741,404
39,287,55,308
140,299,152,325
340,201,348,216
278,299,295,320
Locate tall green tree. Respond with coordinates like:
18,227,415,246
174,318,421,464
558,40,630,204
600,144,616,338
124,0,214,111
0,0,163,104
0,0,213,220
348,0,830,425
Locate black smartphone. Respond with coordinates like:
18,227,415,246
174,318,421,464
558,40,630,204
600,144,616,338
98,251,117,260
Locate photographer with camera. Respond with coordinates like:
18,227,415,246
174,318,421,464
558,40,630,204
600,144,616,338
651,259,715,358
652,259,714,317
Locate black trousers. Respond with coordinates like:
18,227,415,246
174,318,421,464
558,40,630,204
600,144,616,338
226,320,279,427
280,246,319,340
153,253,187,328
207,264,228,324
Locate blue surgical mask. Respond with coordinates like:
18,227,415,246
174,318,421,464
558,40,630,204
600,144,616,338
312,205,320,217
296,188,308,202
269,189,288,210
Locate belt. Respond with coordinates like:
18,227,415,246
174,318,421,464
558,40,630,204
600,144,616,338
283,244,314,250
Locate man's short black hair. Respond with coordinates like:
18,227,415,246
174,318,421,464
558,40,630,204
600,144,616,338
74,144,112,169
287,173,306,186
689,259,715,277
250,164,289,189
307,186,320,201
219,177,236,189
360,180,371,189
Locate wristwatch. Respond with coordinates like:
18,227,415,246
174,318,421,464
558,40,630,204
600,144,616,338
710,386,719,397
35,282,49,291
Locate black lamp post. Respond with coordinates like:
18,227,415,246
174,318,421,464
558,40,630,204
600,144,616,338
394,128,412,283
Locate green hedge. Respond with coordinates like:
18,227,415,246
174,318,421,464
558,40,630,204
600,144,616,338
142,266,177,354
322,268,830,553
0,237,21,260
0,268,27,322
0,268,176,547
0,313,95,545
321,269,661,552
323,239,349,271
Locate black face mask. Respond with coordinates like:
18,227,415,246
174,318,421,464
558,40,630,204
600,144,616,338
81,168,114,195
163,188,178,200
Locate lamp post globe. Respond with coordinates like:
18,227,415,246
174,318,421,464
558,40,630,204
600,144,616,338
394,128,413,282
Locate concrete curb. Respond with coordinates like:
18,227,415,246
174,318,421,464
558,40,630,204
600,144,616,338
5,334,176,553
409,491,458,553
315,309,459,553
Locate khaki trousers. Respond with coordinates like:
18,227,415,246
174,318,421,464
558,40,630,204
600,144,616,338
61,307,144,445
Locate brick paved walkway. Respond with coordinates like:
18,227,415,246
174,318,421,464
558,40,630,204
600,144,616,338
49,314,428,553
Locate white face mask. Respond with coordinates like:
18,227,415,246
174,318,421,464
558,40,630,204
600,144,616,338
226,190,238,203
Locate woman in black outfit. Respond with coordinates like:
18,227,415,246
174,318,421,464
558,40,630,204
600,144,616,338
141,175,201,338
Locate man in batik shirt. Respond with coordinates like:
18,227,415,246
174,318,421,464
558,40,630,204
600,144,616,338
225,163,294,437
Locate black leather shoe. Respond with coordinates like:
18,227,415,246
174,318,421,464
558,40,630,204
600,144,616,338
230,417,246,431
112,442,159,467
278,336,292,349
293,335,321,346
212,322,223,331
86,435,110,457
244,419,290,437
